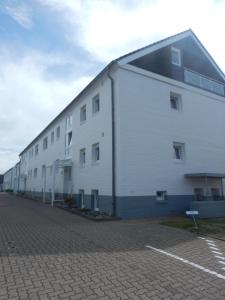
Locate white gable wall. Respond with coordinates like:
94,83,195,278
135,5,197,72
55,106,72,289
115,66,225,197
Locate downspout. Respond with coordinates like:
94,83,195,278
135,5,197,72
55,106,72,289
107,72,116,216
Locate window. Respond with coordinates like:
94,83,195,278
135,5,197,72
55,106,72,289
211,188,220,201
49,166,53,176
56,126,60,140
51,131,54,144
171,47,181,66
79,189,85,208
92,94,100,114
42,165,46,178
29,148,33,159
92,143,100,163
43,137,48,150
173,142,185,161
156,191,167,201
80,148,86,167
66,115,72,129
65,131,72,157
92,189,99,211
170,92,182,110
194,188,204,201
34,168,38,178
35,144,39,156
66,131,72,147
80,105,86,123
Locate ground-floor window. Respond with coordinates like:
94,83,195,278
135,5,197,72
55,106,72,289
211,188,220,201
194,188,204,201
92,189,99,211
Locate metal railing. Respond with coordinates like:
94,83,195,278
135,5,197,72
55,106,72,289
184,68,225,96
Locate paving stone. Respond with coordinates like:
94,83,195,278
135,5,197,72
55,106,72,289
1,193,225,299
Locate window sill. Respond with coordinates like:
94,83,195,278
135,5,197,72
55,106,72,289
92,161,100,166
80,120,86,125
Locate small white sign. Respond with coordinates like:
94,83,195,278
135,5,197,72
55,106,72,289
186,210,199,216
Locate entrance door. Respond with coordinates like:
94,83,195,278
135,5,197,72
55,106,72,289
92,190,99,211
79,189,84,208
63,167,72,196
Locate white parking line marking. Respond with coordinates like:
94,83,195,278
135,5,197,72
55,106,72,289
215,256,225,260
207,242,216,246
146,245,225,281
206,239,214,243
218,261,225,265
209,246,220,251
212,251,223,255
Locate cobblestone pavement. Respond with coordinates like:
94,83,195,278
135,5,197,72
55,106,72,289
1,193,225,299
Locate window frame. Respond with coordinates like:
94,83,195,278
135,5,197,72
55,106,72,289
51,131,54,144
92,94,100,114
171,47,181,66
43,137,48,150
56,126,60,140
79,148,86,167
80,105,87,123
92,143,100,163
170,92,182,111
156,191,167,201
173,142,185,161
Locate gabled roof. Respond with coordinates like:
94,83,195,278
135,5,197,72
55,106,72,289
19,29,225,156
117,29,225,81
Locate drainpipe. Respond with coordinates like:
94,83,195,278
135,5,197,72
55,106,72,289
107,72,116,216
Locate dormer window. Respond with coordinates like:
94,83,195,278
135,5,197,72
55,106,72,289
171,47,181,66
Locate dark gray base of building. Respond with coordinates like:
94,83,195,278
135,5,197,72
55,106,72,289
191,200,225,218
18,191,196,219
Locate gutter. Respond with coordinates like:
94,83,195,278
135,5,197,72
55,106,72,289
107,72,116,216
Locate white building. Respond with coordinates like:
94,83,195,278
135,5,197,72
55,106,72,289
4,29,225,218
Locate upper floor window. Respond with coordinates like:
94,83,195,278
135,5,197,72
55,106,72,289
42,165,46,178
170,92,182,110
51,131,54,144
66,131,72,147
35,144,39,156
173,142,185,161
43,137,48,150
80,148,86,167
66,115,72,130
171,47,181,66
80,105,86,123
56,126,60,140
92,143,100,163
29,148,33,159
34,168,38,178
92,94,100,114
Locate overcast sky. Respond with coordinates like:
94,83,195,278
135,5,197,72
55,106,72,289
1,0,225,173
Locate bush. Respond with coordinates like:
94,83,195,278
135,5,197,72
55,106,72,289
5,189,13,193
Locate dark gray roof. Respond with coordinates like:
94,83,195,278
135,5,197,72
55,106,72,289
185,173,225,178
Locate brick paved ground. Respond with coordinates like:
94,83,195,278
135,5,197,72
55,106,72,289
1,193,225,299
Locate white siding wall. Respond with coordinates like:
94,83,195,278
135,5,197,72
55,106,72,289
19,75,112,196
115,66,225,196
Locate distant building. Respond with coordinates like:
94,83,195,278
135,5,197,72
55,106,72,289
0,175,3,191
4,29,225,218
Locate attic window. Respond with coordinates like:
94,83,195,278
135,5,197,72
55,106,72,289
171,47,181,66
